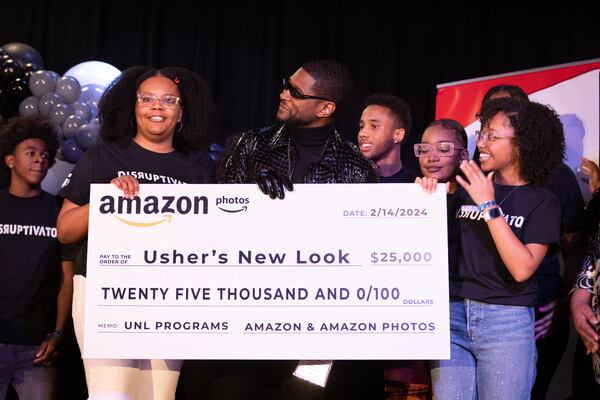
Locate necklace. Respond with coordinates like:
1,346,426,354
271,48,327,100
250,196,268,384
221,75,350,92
497,185,522,207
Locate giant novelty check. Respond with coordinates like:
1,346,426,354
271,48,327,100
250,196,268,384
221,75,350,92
84,183,449,359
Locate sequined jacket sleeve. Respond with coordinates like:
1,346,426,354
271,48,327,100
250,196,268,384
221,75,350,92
217,129,259,184
574,226,600,293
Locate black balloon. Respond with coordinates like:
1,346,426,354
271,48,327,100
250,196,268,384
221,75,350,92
0,83,8,107
22,62,39,79
0,102,18,118
8,78,31,103
0,59,24,84
0,43,44,70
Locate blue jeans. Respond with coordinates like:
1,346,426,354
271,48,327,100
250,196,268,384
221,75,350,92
0,343,57,400
431,299,537,400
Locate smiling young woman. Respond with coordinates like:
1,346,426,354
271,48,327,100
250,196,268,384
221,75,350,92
422,97,565,400
56,66,217,400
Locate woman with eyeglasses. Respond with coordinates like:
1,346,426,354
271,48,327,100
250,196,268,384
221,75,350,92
415,119,469,194
56,66,216,400
419,97,564,399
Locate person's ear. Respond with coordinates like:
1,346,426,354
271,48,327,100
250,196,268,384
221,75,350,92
459,149,469,161
393,128,405,144
4,154,14,169
317,102,336,118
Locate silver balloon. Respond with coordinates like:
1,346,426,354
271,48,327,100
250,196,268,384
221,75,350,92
64,61,120,87
61,138,84,163
47,71,61,81
76,120,101,150
38,92,65,117
63,114,86,139
70,101,92,122
79,83,106,109
18,96,40,117
55,76,81,104
53,123,65,143
29,70,57,97
49,103,75,126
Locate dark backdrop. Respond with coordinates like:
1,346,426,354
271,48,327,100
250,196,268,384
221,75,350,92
2,0,598,173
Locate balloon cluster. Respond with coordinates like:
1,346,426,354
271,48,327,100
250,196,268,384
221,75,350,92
0,43,42,123
0,42,121,164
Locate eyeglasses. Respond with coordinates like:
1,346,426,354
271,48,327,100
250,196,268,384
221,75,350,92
136,93,181,109
474,130,514,143
282,78,331,101
414,142,463,158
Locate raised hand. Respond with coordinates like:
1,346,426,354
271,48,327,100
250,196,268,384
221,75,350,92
455,160,496,206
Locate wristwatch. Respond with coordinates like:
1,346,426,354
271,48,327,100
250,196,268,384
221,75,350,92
483,206,503,222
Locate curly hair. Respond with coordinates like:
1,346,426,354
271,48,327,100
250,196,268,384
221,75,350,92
98,66,216,153
479,97,564,186
0,116,59,174
427,119,467,148
301,60,353,108
364,93,412,136
481,84,528,106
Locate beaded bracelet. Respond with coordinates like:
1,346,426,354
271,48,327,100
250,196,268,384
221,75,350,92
478,200,497,211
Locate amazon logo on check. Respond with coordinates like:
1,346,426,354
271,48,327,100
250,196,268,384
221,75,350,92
98,194,208,227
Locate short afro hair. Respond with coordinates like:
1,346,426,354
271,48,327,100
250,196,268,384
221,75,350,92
364,93,412,136
426,119,467,148
301,60,353,107
0,116,59,174
479,97,564,187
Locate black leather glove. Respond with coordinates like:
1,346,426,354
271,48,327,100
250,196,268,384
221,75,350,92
255,170,294,199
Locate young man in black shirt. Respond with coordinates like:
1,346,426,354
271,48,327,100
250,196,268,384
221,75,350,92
0,117,73,399
358,93,417,183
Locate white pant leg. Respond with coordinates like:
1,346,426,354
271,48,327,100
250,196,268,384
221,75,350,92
137,359,183,400
72,275,182,400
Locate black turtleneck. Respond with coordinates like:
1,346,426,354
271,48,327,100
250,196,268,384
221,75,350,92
288,124,332,183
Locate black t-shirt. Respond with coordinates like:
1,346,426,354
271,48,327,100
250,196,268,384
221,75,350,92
534,163,585,305
0,190,62,345
450,184,560,306
379,167,417,183
58,140,215,276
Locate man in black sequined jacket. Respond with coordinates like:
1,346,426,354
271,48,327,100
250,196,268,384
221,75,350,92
218,60,378,194
219,123,378,185
209,59,378,400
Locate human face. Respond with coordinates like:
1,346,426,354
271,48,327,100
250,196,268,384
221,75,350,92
357,105,403,162
5,138,50,189
477,112,520,179
277,68,329,128
418,125,467,183
134,76,182,150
